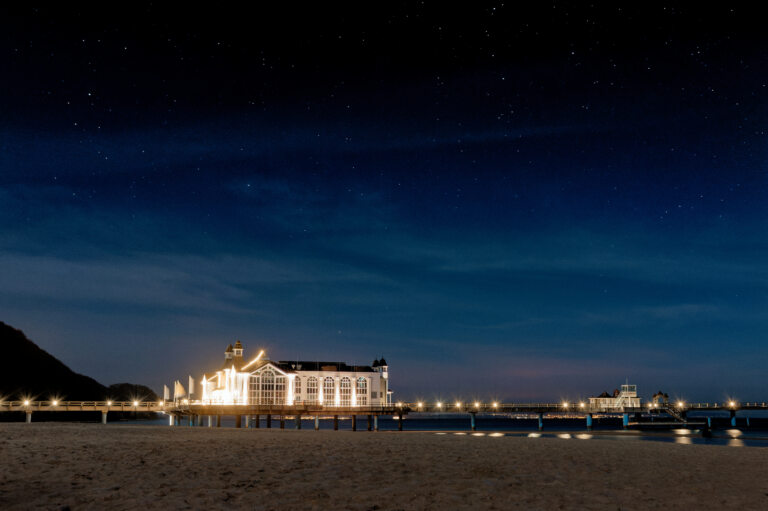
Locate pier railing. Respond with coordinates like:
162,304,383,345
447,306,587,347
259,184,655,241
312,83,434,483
2,400,768,415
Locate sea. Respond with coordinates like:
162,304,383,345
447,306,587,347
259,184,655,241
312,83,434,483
108,412,768,448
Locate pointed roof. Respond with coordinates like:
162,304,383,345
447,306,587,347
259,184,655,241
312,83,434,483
234,340,243,350
225,344,234,352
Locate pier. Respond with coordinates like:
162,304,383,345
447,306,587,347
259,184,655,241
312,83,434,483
2,399,767,431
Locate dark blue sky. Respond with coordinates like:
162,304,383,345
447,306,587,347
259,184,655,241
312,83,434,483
1,4,766,401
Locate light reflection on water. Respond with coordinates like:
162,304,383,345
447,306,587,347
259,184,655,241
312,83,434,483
437,430,767,448
725,429,742,438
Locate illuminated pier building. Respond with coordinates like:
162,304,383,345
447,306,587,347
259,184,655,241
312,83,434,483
201,341,391,407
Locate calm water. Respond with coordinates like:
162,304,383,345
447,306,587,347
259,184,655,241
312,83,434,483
111,414,768,447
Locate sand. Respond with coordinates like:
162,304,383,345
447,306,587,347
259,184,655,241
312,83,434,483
1,424,767,510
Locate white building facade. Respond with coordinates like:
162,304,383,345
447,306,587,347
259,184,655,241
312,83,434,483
201,341,391,407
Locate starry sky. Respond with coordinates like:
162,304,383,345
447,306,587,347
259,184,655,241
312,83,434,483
1,4,767,402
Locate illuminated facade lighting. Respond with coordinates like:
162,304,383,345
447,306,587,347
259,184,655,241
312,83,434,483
198,342,391,407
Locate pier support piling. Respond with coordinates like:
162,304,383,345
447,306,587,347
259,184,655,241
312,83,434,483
101,411,108,425
586,413,593,431
169,414,174,426
314,416,319,431
374,415,379,432
398,412,404,431
188,415,194,427
352,415,357,431
367,415,372,431
244,415,250,428
470,412,476,431
333,415,339,431
538,413,544,431
266,414,272,428
746,417,750,427
216,415,221,428
235,415,242,428
26,411,32,423
280,416,285,429
208,415,213,428
255,414,260,428
707,416,712,428
295,415,302,429
622,413,629,429
730,410,737,428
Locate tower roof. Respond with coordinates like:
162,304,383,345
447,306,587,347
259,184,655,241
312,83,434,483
225,344,233,352
234,340,243,350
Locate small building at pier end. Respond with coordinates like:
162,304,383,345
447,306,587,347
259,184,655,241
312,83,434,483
588,383,643,411
200,341,391,407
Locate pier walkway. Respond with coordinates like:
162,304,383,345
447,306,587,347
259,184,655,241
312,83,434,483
2,399,767,430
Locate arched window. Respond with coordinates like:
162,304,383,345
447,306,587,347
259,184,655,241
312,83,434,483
323,377,336,406
356,377,368,406
294,376,301,404
261,370,275,405
340,377,351,406
306,377,317,404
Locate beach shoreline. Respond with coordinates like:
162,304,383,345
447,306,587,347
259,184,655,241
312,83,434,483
2,423,767,510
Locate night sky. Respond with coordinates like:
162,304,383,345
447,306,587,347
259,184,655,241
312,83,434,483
2,4,766,402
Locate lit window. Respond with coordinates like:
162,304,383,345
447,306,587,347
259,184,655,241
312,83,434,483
294,376,301,404
306,377,318,404
356,377,368,406
340,377,351,406
323,377,335,406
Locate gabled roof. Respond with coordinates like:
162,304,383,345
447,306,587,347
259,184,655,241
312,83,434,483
244,360,295,376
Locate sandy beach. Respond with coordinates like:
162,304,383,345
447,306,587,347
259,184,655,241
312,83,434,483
1,423,767,510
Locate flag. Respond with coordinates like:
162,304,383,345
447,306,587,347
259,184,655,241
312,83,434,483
163,385,170,401
174,380,186,399
188,375,195,398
